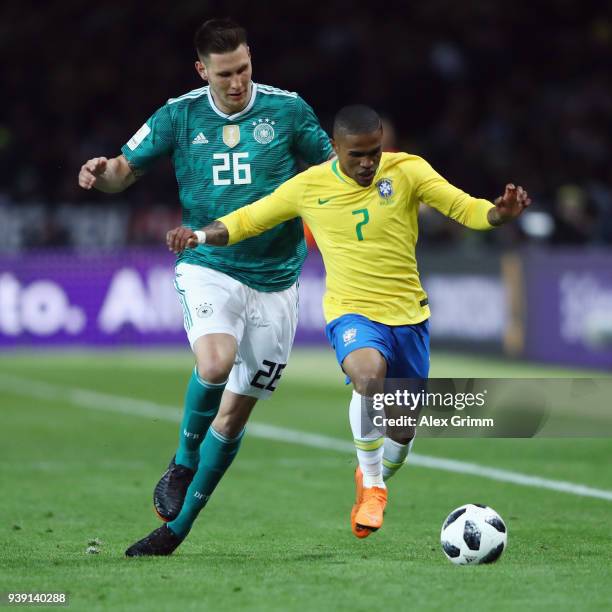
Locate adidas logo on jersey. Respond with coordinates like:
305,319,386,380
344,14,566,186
191,132,209,144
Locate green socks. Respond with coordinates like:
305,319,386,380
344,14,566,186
175,368,226,470
169,426,245,539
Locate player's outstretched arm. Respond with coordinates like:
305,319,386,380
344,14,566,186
416,159,530,230
166,222,229,254
78,154,137,193
166,180,303,254
487,184,531,226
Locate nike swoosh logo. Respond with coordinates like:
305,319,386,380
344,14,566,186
318,198,335,205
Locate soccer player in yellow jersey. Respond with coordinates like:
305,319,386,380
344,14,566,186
166,105,531,539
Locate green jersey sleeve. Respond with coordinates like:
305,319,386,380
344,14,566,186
292,96,333,165
121,104,175,171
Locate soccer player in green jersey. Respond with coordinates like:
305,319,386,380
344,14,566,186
78,19,333,557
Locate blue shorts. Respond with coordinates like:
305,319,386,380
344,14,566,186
325,314,430,380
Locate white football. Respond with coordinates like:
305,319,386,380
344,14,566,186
440,503,507,565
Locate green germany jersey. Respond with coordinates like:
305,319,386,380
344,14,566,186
121,82,332,291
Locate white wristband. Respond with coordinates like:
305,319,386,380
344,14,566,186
194,230,207,245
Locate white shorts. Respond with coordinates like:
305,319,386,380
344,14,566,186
174,262,298,400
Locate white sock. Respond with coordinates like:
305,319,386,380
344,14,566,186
383,437,413,480
349,390,385,489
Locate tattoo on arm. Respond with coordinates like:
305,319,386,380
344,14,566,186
201,220,229,246
487,207,504,227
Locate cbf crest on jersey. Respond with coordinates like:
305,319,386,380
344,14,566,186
377,178,394,199
252,118,276,144
222,125,241,148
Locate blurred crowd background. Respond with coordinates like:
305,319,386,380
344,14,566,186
1,0,611,251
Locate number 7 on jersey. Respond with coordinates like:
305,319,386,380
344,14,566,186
352,208,370,241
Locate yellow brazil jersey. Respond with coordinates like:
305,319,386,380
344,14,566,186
219,152,494,325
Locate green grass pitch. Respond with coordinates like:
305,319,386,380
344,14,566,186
1,349,611,611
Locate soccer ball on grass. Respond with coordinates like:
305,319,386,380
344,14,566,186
440,503,507,565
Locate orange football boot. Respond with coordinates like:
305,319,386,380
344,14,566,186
354,484,387,534
351,467,369,538
351,467,387,538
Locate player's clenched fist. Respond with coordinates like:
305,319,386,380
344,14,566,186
78,157,109,189
77,155,136,193
166,226,199,254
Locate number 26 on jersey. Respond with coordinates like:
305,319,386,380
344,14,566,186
212,152,252,185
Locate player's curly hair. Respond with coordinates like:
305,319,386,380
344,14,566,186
194,18,247,58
